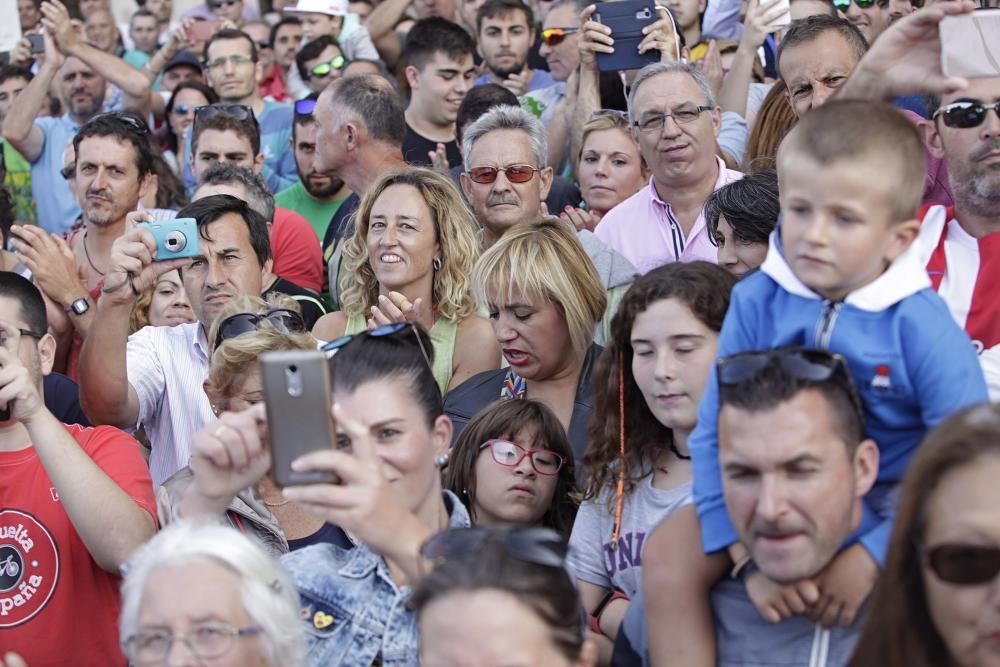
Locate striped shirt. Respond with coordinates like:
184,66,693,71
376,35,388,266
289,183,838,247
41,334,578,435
916,205,1000,398
127,322,215,486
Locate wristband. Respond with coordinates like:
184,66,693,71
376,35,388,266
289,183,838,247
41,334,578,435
730,553,754,580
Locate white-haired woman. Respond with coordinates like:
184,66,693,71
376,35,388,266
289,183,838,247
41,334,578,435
118,520,305,667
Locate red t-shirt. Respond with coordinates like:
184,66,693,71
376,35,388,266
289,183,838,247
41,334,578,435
0,424,156,666
272,207,323,294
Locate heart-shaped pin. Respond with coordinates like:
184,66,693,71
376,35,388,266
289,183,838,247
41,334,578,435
313,611,334,629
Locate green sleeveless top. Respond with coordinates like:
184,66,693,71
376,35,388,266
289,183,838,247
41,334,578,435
344,313,458,394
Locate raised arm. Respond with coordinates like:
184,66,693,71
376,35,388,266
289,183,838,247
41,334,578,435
42,0,153,115
0,323,155,572
1,33,62,163
79,214,188,429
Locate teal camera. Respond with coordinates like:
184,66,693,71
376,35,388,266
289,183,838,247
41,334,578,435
141,218,200,261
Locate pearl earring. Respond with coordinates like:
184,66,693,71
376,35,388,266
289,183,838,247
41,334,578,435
437,453,449,467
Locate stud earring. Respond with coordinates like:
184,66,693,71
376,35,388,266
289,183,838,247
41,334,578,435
437,453,449,467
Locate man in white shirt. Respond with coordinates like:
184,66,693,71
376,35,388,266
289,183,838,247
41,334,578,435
79,194,273,485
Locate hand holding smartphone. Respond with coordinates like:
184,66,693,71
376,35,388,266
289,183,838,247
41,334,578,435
940,9,1000,78
594,0,661,72
261,350,340,487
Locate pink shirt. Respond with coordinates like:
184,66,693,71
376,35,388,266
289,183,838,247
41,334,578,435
595,157,743,274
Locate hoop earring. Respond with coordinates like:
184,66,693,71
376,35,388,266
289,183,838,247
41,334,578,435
432,257,442,271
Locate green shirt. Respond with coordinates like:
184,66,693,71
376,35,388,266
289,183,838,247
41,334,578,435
2,141,36,224
275,182,346,241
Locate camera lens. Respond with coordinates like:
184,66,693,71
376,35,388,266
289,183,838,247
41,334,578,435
164,230,187,253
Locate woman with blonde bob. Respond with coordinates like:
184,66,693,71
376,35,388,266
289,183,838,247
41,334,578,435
119,520,305,667
312,167,499,393
444,217,607,474
849,403,1000,667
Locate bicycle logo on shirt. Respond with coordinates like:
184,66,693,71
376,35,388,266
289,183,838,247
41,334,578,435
0,548,22,591
0,510,60,627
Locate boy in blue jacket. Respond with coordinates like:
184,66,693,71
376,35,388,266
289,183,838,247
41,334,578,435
644,99,988,665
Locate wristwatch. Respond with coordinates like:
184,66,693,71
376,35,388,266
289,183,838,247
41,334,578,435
68,297,90,316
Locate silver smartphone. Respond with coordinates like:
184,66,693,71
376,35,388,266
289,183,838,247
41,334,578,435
260,350,339,487
940,10,1000,78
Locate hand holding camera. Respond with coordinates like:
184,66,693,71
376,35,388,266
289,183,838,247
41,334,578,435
102,211,198,307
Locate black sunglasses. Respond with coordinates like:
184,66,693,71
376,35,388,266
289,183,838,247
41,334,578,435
923,543,1000,586
60,164,75,180
321,321,432,369
89,111,150,135
717,348,864,422
421,526,568,568
934,101,1000,129
213,309,306,350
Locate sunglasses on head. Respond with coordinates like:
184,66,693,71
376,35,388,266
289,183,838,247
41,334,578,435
213,309,306,350
541,27,578,46
90,110,150,135
466,164,539,184
321,321,432,369
934,101,1000,129
294,98,317,116
717,348,865,422
923,543,1000,586
833,0,876,10
60,164,75,180
421,526,568,568
310,55,346,78
194,104,256,123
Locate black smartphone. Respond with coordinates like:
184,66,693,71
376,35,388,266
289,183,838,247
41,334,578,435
594,0,660,73
27,34,45,54
261,350,339,487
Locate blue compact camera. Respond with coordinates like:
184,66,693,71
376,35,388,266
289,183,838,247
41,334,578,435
140,218,200,261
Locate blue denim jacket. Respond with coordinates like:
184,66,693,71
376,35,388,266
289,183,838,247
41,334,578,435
281,491,471,666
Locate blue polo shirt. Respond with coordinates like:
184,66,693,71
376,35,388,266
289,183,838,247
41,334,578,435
182,100,297,194
31,114,83,235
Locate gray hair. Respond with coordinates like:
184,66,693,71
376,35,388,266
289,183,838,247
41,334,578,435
119,520,305,667
547,0,588,15
462,104,548,172
196,163,275,223
627,61,718,125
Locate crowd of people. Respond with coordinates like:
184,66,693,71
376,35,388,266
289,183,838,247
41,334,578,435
0,0,998,663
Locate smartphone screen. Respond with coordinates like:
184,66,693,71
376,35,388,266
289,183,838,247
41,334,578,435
188,19,221,43
940,10,1000,78
27,34,45,54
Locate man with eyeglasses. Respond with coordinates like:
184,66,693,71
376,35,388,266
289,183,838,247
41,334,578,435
594,62,742,274
196,28,296,193
0,272,156,667
295,34,348,94
836,1,1000,398
3,0,153,235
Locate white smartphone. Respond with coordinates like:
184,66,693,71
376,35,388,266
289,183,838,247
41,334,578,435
765,0,792,31
940,10,1000,78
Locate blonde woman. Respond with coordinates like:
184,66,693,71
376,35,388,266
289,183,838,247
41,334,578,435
312,167,499,393
444,217,607,476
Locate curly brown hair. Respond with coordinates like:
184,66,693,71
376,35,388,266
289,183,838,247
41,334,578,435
583,261,736,502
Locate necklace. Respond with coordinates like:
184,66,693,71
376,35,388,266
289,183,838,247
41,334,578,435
83,231,106,277
671,443,692,461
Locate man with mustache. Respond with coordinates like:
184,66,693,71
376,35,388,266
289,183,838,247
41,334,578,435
473,0,555,97
79,194,273,486
2,0,152,235
275,96,350,244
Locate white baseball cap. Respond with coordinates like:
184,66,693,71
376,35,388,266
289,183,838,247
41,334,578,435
286,0,348,16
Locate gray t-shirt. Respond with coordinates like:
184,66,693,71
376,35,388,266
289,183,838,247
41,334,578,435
568,474,692,598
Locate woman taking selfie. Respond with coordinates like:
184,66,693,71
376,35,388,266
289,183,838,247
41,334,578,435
444,217,607,473
849,403,1000,667
570,262,735,656
198,321,470,666
444,399,579,536
159,295,350,555
312,167,499,393
412,525,598,667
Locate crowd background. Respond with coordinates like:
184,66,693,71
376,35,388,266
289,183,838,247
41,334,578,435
1,0,999,664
